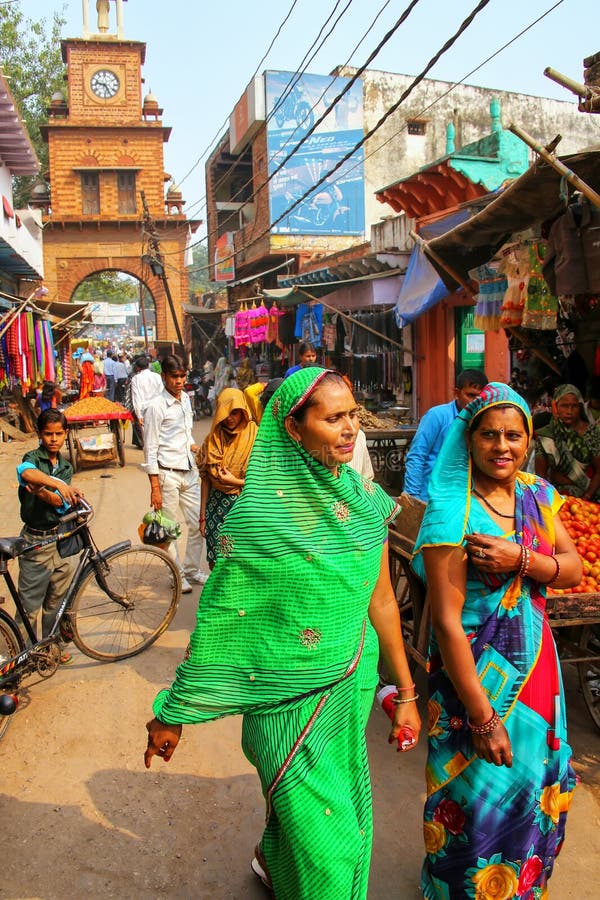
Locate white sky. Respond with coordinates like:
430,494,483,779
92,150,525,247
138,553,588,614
23,0,600,226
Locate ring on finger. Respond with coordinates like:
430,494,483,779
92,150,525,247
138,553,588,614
477,548,486,559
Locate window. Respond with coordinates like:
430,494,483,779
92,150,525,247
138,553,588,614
81,173,100,215
118,171,136,214
407,120,426,136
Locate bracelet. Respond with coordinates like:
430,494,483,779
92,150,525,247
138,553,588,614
467,708,501,735
395,682,416,693
200,517,206,523
518,545,531,577
391,693,420,704
546,555,560,586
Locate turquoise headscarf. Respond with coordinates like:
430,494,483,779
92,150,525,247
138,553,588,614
154,367,398,724
414,382,532,556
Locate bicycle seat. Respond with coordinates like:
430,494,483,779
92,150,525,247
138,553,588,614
0,537,28,559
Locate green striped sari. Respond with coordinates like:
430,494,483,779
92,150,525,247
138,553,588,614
154,368,398,898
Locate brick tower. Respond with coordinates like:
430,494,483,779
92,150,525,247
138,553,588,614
38,0,198,345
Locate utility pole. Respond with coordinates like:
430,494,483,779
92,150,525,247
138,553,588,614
140,190,185,351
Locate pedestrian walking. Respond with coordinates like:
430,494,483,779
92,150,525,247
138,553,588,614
143,355,207,593
104,351,116,401
145,368,420,898
197,387,258,569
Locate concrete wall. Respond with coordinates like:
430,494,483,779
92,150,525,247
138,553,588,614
336,67,600,231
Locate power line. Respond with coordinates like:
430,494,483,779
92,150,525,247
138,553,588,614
172,0,566,279
164,0,424,255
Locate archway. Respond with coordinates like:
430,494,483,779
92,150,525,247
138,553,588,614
71,269,157,352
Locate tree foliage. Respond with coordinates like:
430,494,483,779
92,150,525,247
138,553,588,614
72,271,144,306
188,242,220,297
0,2,66,206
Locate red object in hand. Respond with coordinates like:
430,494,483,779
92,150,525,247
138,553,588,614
377,684,416,751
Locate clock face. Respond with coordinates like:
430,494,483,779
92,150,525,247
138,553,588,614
90,69,120,99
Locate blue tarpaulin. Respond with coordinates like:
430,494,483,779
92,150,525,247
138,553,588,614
394,208,473,327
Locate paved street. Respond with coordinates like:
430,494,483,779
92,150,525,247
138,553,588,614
0,423,598,898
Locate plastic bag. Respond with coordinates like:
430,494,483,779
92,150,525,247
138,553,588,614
138,509,181,548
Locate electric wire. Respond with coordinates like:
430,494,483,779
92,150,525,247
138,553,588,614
162,0,493,273
184,0,416,229
160,0,568,278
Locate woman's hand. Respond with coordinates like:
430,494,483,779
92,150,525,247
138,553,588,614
199,515,206,537
465,532,521,573
472,720,513,767
144,718,182,768
389,701,421,752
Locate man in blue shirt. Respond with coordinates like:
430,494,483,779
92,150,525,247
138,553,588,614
403,369,488,502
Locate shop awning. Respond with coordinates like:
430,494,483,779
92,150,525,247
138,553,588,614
425,146,600,290
265,269,402,306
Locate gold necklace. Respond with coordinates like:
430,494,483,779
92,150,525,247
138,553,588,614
472,487,515,519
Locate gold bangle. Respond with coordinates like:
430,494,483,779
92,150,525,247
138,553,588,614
391,693,419,704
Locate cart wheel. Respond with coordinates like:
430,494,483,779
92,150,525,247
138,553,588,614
67,430,78,472
383,540,428,677
577,625,600,731
113,421,126,467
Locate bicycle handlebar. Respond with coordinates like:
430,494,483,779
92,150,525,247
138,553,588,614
59,497,92,524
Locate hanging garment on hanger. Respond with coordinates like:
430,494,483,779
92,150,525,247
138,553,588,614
521,243,558,330
471,262,506,331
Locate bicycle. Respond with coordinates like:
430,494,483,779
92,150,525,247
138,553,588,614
0,498,181,739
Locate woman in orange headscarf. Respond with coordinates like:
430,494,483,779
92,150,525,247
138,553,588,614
197,388,258,568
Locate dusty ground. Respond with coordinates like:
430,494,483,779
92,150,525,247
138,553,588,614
0,423,599,899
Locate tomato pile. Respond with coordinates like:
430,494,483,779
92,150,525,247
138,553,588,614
549,497,600,595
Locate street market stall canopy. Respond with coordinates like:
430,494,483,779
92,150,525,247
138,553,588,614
424,146,600,291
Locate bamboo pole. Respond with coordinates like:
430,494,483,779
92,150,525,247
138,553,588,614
410,230,477,297
507,328,561,375
509,123,600,208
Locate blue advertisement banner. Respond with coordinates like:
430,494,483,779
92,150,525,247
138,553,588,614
265,71,365,236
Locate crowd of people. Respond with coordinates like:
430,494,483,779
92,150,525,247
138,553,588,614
17,341,595,898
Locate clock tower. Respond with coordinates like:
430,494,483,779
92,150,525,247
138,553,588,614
38,0,199,347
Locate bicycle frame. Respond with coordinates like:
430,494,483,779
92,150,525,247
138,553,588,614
0,521,131,682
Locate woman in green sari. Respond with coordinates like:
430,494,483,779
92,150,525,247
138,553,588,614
535,383,600,501
144,368,421,898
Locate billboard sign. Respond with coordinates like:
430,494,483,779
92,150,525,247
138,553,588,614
265,71,365,236
214,232,235,282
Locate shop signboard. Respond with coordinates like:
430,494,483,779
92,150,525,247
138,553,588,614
265,71,365,236
214,232,235,282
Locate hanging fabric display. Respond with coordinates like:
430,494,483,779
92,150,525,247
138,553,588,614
498,244,528,327
234,307,251,348
248,301,268,344
470,262,506,331
521,243,558,330
294,302,323,346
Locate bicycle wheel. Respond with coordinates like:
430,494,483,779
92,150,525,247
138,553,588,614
70,545,181,661
0,611,25,741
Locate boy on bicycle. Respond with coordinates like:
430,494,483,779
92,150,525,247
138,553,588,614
16,409,83,662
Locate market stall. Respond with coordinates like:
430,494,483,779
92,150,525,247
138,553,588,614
64,397,132,472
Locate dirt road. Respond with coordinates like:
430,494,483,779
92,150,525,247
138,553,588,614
0,425,599,899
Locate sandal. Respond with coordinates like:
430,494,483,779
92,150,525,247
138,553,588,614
251,845,273,893
60,652,73,666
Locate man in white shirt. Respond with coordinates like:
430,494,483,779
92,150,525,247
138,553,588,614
143,355,206,593
130,355,163,449
114,353,129,404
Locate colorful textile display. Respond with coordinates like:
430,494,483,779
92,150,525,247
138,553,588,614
471,263,506,331
522,244,558,330
413,384,576,900
294,302,323,346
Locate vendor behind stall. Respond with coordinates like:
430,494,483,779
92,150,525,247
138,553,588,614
535,383,600,502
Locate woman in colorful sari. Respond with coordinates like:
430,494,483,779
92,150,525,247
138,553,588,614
413,383,581,900
145,368,421,899
197,388,258,569
535,383,600,502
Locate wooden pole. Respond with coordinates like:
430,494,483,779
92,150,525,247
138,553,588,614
410,230,477,297
509,123,600,209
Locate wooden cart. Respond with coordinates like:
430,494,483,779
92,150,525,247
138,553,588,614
388,495,600,731
64,409,132,473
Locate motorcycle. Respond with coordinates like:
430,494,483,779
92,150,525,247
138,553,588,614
185,370,213,419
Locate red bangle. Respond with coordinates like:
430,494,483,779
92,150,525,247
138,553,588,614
467,708,501,735
546,555,560,585
395,682,416,693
